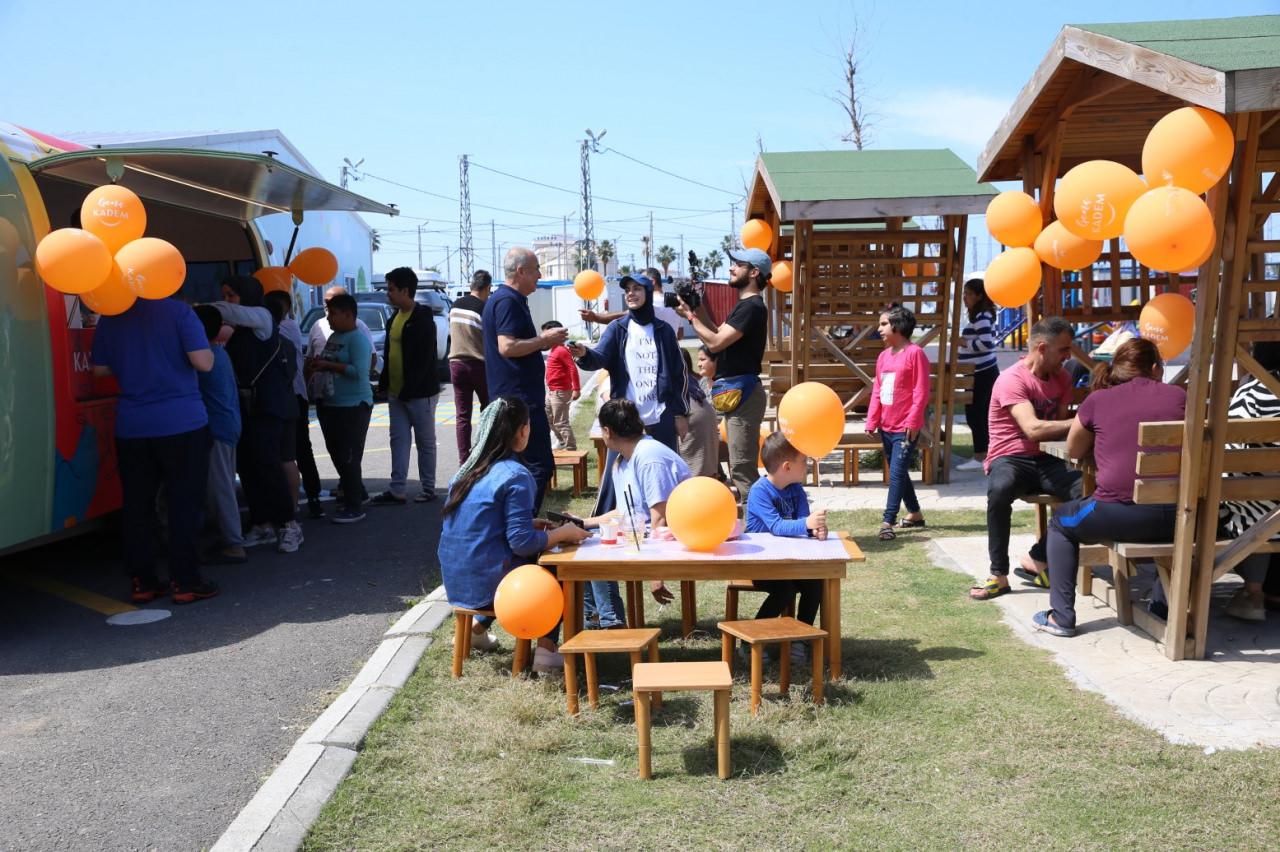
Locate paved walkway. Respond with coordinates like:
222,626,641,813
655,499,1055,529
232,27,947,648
930,534,1280,751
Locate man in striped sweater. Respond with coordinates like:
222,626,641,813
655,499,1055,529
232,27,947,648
449,270,491,459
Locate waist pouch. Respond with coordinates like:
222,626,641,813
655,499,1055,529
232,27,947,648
711,375,759,415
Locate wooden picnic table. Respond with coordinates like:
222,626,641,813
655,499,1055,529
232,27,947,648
1039,441,1096,494
539,532,865,701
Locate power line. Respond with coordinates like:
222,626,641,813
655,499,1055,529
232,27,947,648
600,146,741,196
469,160,725,213
357,170,562,219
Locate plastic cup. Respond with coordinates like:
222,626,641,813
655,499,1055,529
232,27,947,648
601,519,619,545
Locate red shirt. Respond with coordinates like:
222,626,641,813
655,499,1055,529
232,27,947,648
867,344,931,433
545,345,580,392
985,362,1072,471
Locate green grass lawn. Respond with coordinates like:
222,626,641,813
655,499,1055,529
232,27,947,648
303,404,1279,851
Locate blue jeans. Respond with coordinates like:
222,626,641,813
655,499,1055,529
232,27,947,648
583,581,626,628
881,430,920,525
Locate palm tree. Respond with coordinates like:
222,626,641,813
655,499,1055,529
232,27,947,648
641,234,652,268
704,249,724,278
370,229,381,253
597,239,614,274
720,234,736,254
656,245,676,278
618,264,632,275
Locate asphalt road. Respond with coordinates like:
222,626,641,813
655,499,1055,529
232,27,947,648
0,396,463,851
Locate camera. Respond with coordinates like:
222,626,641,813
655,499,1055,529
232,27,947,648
666,250,703,310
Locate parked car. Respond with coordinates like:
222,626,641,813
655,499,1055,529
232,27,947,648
300,302,393,397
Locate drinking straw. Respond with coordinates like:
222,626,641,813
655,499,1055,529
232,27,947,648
622,487,642,552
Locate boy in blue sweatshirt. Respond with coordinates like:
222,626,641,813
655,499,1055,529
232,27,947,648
745,431,828,625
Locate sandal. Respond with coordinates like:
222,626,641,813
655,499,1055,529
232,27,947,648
898,518,927,529
969,578,1010,600
878,524,896,541
1013,566,1050,588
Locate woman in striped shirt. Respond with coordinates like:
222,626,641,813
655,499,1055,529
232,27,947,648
955,275,999,472
1217,340,1280,621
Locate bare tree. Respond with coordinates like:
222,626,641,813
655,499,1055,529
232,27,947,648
829,20,871,149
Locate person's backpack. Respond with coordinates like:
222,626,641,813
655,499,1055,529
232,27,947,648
235,327,295,417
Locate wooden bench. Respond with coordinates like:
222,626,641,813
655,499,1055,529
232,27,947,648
450,607,530,679
632,661,733,780
558,627,661,716
719,617,827,715
1086,417,1280,659
810,434,889,486
551,450,590,497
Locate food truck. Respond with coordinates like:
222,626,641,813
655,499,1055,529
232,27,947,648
0,122,396,555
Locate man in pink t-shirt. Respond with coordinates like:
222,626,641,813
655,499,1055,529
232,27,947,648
970,317,1082,601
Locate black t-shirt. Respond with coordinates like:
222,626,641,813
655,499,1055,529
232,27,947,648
717,295,768,378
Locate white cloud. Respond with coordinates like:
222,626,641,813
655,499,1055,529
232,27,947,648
879,89,1011,155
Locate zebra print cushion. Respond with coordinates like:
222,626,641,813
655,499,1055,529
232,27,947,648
1219,371,1280,540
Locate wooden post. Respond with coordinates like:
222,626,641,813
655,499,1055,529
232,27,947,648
1165,161,1235,660
635,690,652,780
714,688,731,780
1187,112,1261,658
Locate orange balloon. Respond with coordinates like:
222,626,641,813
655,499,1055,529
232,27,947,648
718,419,727,443
289,247,338,286
985,247,1042,308
666,477,738,552
771,260,794,293
115,237,186,299
1123,187,1215,273
573,269,605,300
1139,292,1195,360
34,228,113,294
80,185,147,254
80,262,137,316
493,564,564,639
1053,160,1147,241
986,191,1042,247
1182,228,1217,273
902,260,940,279
1143,107,1234,194
778,382,844,460
254,266,294,293
740,219,773,251
1033,221,1103,271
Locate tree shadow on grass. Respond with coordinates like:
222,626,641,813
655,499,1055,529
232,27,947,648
610,696,701,729
838,637,983,681
683,733,785,778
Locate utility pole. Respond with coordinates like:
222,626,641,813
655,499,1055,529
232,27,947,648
417,222,424,269
679,234,685,278
582,129,606,272
491,220,497,274
459,155,473,281
648,211,654,269
562,215,568,279
340,157,363,190
729,203,737,245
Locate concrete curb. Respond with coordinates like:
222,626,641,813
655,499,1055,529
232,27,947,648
212,587,450,852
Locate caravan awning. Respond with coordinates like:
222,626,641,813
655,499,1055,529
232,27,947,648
28,147,398,221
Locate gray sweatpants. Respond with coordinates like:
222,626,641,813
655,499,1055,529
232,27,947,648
207,439,243,548
724,382,767,500
389,395,439,497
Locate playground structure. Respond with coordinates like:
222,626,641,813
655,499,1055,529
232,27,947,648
979,16,1280,659
745,149,997,483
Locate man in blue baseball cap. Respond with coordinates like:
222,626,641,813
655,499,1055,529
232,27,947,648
676,243,771,499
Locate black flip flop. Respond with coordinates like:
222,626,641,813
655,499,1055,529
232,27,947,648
897,518,927,529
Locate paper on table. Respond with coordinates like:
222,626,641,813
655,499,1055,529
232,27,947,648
565,533,849,562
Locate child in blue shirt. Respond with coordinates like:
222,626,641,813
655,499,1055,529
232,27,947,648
745,431,828,625
309,293,374,523
193,305,245,564
439,396,589,672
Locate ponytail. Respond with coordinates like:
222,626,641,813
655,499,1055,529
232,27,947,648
1091,337,1163,391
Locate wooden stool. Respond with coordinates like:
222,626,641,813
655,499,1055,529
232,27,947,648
558,627,661,715
451,607,530,679
718,617,827,715
722,580,793,656
631,661,732,780
551,450,589,496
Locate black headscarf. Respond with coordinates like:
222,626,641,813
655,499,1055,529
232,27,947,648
222,274,264,307
623,273,655,326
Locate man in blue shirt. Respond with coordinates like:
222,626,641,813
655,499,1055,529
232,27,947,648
482,246,568,511
90,298,219,604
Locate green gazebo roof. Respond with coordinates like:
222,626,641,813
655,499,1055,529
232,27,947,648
1075,16,1280,73
751,149,995,223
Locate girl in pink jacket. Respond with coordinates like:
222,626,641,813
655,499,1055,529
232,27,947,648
866,305,931,541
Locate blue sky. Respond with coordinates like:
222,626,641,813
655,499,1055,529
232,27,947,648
3,0,1273,274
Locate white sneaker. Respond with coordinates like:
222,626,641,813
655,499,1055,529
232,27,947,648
1225,588,1265,622
243,524,278,548
277,522,304,553
956,458,985,472
470,630,498,651
532,646,564,673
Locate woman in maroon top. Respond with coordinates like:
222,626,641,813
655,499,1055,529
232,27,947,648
1034,338,1187,637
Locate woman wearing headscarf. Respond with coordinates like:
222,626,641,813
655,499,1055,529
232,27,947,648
567,271,690,617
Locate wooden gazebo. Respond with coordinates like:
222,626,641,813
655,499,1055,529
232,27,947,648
746,149,997,483
979,15,1280,659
